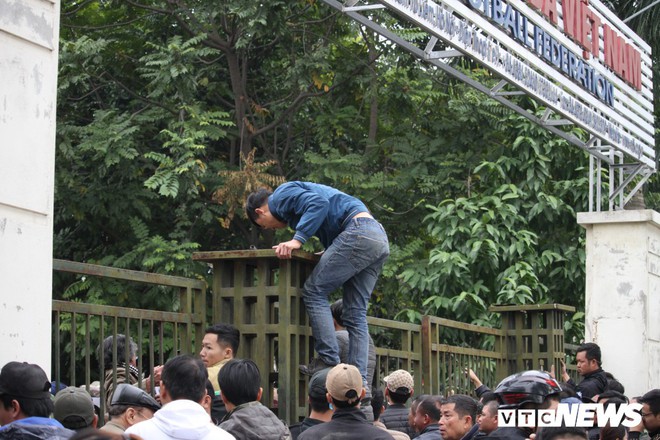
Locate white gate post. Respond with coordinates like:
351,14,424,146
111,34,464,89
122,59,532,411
578,210,660,397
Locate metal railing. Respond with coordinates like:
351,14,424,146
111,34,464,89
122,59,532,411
52,256,578,425
52,259,206,421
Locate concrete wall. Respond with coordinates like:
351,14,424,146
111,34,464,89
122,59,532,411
578,210,660,398
0,0,60,370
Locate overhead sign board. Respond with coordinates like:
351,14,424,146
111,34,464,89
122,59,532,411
378,0,655,169
319,0,655,209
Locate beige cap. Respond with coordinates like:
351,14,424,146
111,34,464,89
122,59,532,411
325,363,363,404
383,369,414,394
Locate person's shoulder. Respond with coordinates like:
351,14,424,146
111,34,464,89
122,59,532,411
125,419,156,436
386,429,411,440
207,424,236,440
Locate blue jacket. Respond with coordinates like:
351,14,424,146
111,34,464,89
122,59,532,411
0,417,75,439
268,182,369,248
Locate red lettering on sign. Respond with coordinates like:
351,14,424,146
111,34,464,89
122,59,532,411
628,46,642,90
586,8,601,59
603,24,643,89
542,0,559,24
603,23,619,71
562,0,586,49
527,0,543,10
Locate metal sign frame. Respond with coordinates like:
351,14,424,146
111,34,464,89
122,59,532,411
319,0,655,211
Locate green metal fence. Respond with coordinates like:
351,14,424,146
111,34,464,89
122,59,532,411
52,254,578,426
52,259,206,422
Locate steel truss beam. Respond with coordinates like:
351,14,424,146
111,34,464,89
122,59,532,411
319,0,654,211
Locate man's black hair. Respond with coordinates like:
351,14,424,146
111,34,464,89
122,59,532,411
330,394,361,409
245,188,273,227
638,388,660,414
217,359,261,406
480,391,497,404
482,399,499,415
597,390,628,404
410,394,430,415
388,388,411,404
204,323,240,355
205,379,215,399
536,426,588,440
605,379,625,395
576,342,602,367
371,389,385,422
442,394,479,424
330,299,344,327
0,393,53,418
601,396,627,413
309,394,331,413
98,334,137,367
417,396,441,422
599,425,626,440
161,354,207,403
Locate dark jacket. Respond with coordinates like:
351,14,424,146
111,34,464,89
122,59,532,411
381,403,415,439
484,426,532,440
289,418,324,440
461,424,481,440
568,368,608,400
220,401,291,440
298,407,394,440
416,424,442,439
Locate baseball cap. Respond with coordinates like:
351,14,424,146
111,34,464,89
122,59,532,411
53,386,95,430
308,368,330,400
0,361,51,399
326,363,363,404
383,369,414,395
111,383,161,412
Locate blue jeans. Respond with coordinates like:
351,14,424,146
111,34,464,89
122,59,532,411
302,217,390,383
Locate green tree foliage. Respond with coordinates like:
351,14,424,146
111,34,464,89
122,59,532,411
56,0,592,345
397,107,589,334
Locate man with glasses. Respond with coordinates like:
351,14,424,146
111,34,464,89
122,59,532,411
630,389,660,440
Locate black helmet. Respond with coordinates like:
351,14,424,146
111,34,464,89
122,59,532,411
494,370,562,409
111,383,161,412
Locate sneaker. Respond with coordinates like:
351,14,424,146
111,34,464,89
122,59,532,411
298,358,334,376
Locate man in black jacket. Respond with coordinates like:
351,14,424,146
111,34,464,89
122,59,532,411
558,342,608,402
298,364,394,440
381,369,416,438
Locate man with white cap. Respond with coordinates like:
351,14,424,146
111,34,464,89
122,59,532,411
298,364,394,440
380,369,415,438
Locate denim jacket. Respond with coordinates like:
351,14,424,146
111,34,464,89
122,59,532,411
269,182,369,247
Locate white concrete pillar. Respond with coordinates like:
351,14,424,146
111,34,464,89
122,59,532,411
0,0,60,371
578,210,660,398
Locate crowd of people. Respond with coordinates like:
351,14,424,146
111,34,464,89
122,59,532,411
0,331,658,440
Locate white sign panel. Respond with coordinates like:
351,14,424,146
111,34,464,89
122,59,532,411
378,0,655,169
